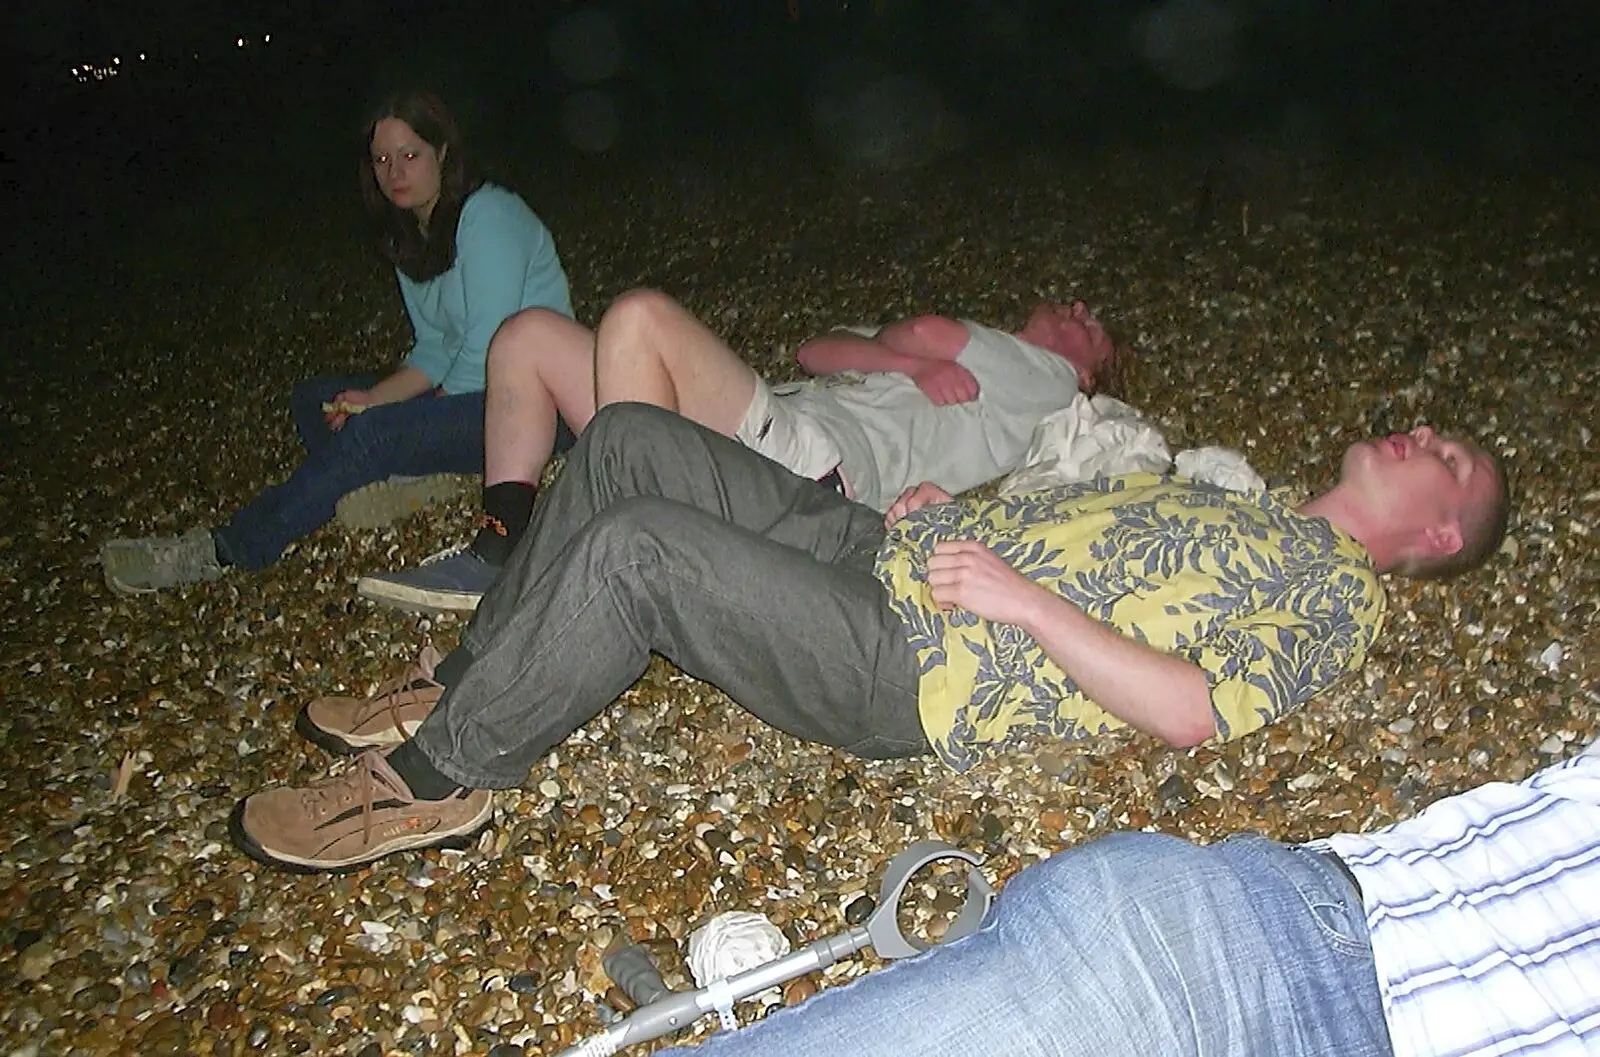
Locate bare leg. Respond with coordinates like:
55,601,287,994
483,308,599,486
593,288,759,436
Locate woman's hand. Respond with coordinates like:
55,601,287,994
323,388,373,431
885,481,954,527
924,539,1048,627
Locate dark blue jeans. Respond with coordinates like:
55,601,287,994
213,374,504,571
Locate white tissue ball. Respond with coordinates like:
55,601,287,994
686,911,791,987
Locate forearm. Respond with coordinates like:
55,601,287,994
1017,589,1216,747
796,315,968,376
367,365,435,405
796,333,924,376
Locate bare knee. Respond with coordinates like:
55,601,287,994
595,288,683,376
488,307,574,380
603,287,682,333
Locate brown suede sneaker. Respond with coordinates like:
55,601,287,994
229,750,493,872
296,646,446,754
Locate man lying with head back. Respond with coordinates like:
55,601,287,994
228,398,1509,871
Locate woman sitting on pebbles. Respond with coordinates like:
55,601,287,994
100,89,583,595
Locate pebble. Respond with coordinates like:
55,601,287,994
138,1014,190,1055
205,917,239,940
206,1000,239,1030
316,984,360,1008
16,941,55,982
1156,774,1193,806
246,1019,273,1048
71,982,120,1011
166,949,202,989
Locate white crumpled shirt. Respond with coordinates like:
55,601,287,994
999,394,1265,495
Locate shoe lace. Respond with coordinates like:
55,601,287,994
417,544,469,567
304,751,410,849
355,657,441,738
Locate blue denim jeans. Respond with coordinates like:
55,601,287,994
656,833,1391,1057
211,374,486,570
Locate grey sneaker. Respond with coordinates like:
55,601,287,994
356,546,497,614
229,750,493,872
334,474,474,530
100,527,224,595
296,645,445,754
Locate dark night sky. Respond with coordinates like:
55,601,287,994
6,0,1596,96
3,0,1597,214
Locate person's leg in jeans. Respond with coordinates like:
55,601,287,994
654,833,1391,1057
99,378,485,594
292,374,477,531
412,401,924,787
288,373,380,458
212,389,486,569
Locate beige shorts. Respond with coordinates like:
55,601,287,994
735,377,846,485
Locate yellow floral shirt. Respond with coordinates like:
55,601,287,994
873,474,1386,771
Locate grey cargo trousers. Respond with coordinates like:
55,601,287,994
411,403,929,789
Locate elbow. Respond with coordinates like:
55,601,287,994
1155,703,1216,749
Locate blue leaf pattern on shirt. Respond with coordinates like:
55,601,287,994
875,476,1385,771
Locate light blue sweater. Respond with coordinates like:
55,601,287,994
397,184,572,395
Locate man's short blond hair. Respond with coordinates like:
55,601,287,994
1394,451,1511,580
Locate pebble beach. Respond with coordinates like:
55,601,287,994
2,130,1597,1056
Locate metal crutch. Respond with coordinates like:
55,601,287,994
553,840,995,1057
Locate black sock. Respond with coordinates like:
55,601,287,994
431,646,474,689
470,481,537,566
386,741,463,800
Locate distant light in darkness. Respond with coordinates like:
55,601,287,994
67,33,272,85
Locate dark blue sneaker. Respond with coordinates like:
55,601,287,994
357,546,498,614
